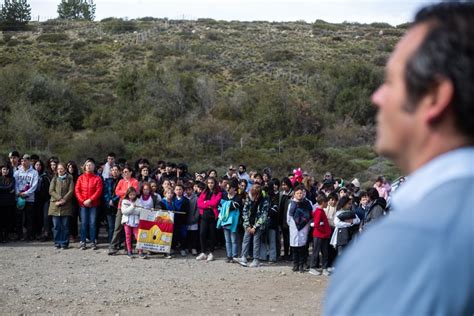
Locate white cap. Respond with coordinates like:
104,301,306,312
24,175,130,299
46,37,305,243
351,178,361,188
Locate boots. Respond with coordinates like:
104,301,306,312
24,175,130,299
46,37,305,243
299,264,305,273
292,263,299,272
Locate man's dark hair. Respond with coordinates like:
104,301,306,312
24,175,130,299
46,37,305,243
196,181,206,191
228,178,239,190
406,2,474,137
107,152,116,157
367,188,380,201
336,196,352,211
281,177,293,189
328,192,339,202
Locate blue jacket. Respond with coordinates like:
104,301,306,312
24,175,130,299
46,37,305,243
217,199,240,233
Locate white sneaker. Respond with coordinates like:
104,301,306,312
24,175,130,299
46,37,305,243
206,253,214,261
249,259,260,268
180,250,187,257
196,253,207,260
234,256,248,267
191,249,198,255
322,269,331,276
327,267,335,273
309,268,322,276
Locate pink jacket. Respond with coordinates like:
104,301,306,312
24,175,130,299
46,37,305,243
197,191,222,218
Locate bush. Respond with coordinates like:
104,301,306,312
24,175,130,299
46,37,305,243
66,131,126,163
6,38,19,46
71,41,87,49
206,31,221,41
263,49,295,62
70,47,110,65
137,16,159,22
37,33,69,43
102,18,138,34
370,22,393,28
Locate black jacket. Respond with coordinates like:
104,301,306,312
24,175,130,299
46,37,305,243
0,175,15,207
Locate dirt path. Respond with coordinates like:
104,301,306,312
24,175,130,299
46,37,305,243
0,241,328,314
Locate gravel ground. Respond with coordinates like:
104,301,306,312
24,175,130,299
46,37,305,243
0,241,328,315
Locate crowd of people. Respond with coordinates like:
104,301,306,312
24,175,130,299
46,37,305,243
0,150,397,274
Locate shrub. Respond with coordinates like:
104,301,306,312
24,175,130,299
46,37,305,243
370,22,393,28
37,33,69,43
70,47,110,65
102,18,138,34
206,31,221,41
137,16,159,22
263,49,295,62
71,40,87,49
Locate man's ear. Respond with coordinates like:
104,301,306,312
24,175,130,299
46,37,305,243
425,77,454,124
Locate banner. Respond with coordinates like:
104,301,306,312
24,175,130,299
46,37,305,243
137,209,174,253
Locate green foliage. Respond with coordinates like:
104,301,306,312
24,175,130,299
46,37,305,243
263,49,295,62
70,46,109,65
205,31,221,41
116,66,139,102
57,0,95,21
65,130,126,163
370,22,392,28
396,22,411,29
312,19,338,34
102,18,138,34
27,74,85,130
0,0,31,31
0,19,404,182
36,32,69,43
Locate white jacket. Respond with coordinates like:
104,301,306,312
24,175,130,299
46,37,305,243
121,199,141,227
286,199,312,247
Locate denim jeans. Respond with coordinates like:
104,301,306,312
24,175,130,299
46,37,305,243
223,228,238,258
106,213,116,244
52,216,70,247
80,207,97,244
241,228,262,260
268,228,278,262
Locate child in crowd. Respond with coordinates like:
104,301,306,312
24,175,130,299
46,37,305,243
173,184,190,256
309,195,331,276
159,187,176,259
185,183,200,255
235,184,268,268
217,179,242,262
287,185,312,273
121,187,146,259
330,196,360,257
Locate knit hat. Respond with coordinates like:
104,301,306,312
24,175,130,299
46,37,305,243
351,178,361,188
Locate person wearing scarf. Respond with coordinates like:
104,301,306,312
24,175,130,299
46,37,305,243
48,163,74,249
287,185,313,273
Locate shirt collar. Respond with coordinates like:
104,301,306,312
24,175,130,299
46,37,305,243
392,147,474,211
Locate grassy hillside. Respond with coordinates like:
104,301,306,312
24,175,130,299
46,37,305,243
0,18,406,181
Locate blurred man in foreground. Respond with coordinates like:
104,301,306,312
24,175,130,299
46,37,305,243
325,3,474,315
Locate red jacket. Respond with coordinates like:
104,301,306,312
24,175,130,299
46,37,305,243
197,190,222,218
313,207,331,238
75,172,103,207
